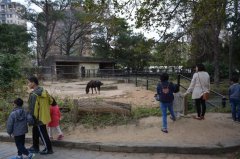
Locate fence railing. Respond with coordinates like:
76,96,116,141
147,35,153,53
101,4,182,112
23,67,228,108
178,74,228,108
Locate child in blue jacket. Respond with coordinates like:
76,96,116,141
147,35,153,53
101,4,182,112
156,73,178,133
7,98,35,159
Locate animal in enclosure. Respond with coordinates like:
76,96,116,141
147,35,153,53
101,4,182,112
86,80,103,94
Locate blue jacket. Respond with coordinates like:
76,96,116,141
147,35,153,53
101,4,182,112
7,107,28,136
229,83,240,101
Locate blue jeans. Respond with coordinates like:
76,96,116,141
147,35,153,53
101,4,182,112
230,98,240,121
160,102,175,129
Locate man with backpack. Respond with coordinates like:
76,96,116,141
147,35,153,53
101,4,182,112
27,76,53,155
156,73,179,133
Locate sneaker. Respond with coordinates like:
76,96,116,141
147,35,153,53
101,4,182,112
28,153,35,159
170,116,176,121
57,134,64,140
39,148,54,155
28,147,39,153
234,120,240,124
161,128,168,133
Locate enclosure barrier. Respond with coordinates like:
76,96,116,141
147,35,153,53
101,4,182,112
23,67,228,109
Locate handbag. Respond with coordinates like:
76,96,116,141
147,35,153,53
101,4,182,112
202,92,209,100
198,73,210,101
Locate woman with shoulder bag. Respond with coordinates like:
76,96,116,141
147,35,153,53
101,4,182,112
183,64,210,120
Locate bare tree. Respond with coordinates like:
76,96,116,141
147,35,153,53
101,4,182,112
26,0,70,65
54,7,92,56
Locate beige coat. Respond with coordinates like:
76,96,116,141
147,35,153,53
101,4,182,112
186,71,210,99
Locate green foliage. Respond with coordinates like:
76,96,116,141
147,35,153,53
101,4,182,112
61,106,161,128
152,41,190,67
79,113,131,128
204,62,229,79
93,17,155,70
0,54,21,92
0,24,30,54
0,24,31,95
132,107,161,119
235,150,240,159
208,106,231,113
0,98,13,130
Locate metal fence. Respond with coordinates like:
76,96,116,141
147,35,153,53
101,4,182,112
23,66,228,108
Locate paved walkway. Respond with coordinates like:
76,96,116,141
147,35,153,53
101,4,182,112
1,113,240,158
0,142,235,159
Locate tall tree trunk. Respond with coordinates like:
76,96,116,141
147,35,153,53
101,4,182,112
213,34,220,85
229,0,239,79
229,29,233,80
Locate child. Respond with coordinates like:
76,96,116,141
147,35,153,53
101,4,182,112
7,98,35,159
156,73,178,133
229,76,240,122
48,98,64,140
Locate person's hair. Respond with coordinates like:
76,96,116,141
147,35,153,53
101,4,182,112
230,76,239,83
51,97,57,106
160,73,169,82
14,98,23,107
28,76,39,85
196,63,205,71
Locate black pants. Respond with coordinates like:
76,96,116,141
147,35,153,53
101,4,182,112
14,135,29,156
195,97,206,117
32,124,52,151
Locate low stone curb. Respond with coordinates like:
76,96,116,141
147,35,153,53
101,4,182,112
1,133,239,155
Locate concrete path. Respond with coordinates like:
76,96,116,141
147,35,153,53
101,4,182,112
0,142,235,159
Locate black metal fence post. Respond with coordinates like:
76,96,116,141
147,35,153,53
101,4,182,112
135,71,138,87
177,74,180,86
222,96,227,108
146,72,149,90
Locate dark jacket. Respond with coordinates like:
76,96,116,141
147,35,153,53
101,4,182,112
7,106,28,136
156,81,177,103
28,86,43,115
229,83,240,101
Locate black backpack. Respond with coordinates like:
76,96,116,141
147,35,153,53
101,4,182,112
159,82,174,103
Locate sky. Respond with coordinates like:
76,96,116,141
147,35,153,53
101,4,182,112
12,0,160,40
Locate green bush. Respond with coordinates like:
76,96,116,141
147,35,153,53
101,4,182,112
0,98,13,130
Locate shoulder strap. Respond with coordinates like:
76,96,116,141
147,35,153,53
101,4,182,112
161,82,170,88
31,92,40,120
198,73,204,93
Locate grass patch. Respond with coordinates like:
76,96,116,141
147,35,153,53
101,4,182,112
132,107,161,119
61,106,162,129
208,106,231,113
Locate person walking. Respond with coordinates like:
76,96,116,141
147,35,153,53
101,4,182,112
229,76,240,122
27,76,53,155
7,98,35,159
184,63,210,120
156,73,178,133
48,98,64,140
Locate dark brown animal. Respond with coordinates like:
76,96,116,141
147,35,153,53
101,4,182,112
86,80,103,94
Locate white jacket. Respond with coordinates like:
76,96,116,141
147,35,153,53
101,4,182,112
186,71,210,99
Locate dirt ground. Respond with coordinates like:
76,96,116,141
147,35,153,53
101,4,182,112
43,80,240,147
43,80,158,108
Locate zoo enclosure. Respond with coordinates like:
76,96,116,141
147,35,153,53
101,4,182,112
26,66,229,109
